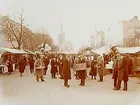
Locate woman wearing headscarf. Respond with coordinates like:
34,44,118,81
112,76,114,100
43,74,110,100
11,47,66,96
34,55,45,82
90,57,98,80
97,56,104,82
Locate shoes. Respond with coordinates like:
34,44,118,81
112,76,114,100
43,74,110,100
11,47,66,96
41,80,45,82
79,84,85,86
123,89,127,91
113,87,118,90
65,85,70,88
115,88,120,90
81,84,85,87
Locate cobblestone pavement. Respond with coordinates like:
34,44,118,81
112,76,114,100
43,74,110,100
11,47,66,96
0,66,140,105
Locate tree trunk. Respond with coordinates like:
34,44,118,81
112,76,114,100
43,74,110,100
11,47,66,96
17,42,21,49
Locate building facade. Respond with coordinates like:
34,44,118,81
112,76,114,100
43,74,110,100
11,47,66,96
90,27,105,49
122,16,140,47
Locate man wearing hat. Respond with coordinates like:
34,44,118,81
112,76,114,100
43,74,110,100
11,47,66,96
62,54,71,87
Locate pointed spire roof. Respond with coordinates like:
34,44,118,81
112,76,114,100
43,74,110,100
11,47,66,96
93,24,97,36
60,20,63,33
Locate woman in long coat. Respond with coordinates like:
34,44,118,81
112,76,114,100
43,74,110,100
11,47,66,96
78,57,86,86
97,56,104,82
34,55,45,82
51,57,58,79
90,58,98,80
7,56,13,75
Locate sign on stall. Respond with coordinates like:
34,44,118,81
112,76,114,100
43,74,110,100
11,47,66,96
134,57,140,71
74,63,87,71
106,64,113,69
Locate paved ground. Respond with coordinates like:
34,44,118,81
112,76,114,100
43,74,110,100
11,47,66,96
0,66,140,105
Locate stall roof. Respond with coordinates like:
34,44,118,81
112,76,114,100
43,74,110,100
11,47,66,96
117,47,140,53
25,50,35,54
0,48,27,54
83,51,100,56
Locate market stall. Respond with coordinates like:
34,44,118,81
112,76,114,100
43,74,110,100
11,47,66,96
0,48,27,74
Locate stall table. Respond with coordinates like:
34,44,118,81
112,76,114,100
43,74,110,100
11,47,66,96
0,65,5,74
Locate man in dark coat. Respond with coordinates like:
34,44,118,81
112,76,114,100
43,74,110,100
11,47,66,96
19,56,26,77
43,56,50,75
117,54,129,91
58,56,64,79
62,55,71,87
29,56,35,74
112,55,119,90
51,57,58,79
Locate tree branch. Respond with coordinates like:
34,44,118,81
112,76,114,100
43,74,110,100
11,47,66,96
20,34,33,45
4,17,20,42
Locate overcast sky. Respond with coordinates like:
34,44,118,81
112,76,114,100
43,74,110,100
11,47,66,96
0,0,140,50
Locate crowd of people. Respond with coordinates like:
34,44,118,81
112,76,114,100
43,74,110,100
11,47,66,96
0,50,136,91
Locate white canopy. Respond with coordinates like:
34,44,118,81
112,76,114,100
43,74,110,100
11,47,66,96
39,43,51,51
116,47,140,53
0,48,27,54
92,46,109,55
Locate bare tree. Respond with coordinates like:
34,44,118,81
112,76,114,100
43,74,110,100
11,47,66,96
2,11,33,49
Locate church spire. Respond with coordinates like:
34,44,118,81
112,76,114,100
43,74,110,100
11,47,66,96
60,20,63,33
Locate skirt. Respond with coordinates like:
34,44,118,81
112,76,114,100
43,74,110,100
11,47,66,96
35,69,44,77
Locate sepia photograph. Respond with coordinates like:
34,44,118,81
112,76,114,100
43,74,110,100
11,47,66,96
0,0,140,105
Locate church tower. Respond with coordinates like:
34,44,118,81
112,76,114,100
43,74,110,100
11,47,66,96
57,20,65,52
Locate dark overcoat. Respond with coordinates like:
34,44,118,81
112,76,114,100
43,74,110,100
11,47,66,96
62,58,71,79
51,60,58,74
90,60,97,76
19,58,26,73
119,56,129,81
